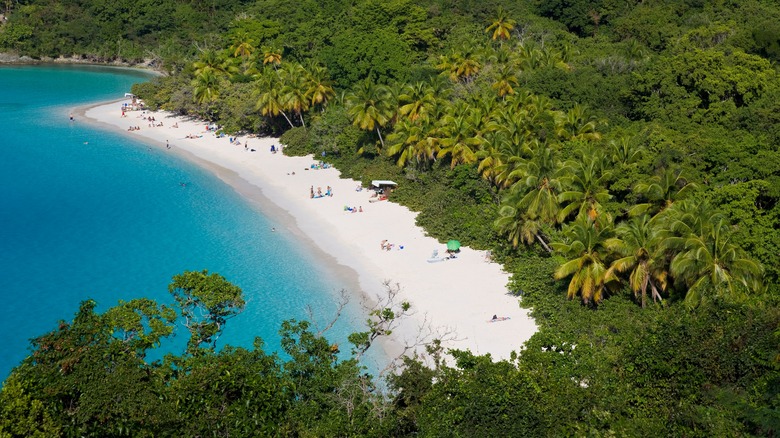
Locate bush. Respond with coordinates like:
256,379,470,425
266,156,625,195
279,127,312,156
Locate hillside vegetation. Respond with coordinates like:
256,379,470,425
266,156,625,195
1,0,779,435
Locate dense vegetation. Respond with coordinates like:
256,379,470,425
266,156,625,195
2,0,780,435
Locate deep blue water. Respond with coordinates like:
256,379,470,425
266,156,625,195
0,65,370,380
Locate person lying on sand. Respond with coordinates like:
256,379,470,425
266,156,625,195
489,315,511,322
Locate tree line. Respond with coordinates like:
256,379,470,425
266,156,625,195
1,0,779,434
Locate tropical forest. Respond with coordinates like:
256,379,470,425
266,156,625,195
1,0,779,435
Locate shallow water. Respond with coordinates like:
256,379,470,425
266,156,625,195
0,65,373,379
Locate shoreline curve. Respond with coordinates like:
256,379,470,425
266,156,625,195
80,98,538,364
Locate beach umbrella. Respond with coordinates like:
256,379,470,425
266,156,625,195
447,240,461,251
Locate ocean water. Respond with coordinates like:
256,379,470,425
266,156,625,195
0,65,372,380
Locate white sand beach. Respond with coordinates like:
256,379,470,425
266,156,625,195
82,99,537,363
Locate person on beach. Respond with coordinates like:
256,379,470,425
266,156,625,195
166,140,170,149
359,206,363,212
381,240,387,250
310,186,314,198
69,113,74,121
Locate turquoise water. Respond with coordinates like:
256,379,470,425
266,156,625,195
0,65,370,379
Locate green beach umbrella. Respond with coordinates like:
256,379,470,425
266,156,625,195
446,240,461,251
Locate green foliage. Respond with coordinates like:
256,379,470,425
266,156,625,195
279,126,312,156
168,270,245,354
414,351,546,436
0,272,407,437
5,0,780,433
627,48,776,124
397,164,499,249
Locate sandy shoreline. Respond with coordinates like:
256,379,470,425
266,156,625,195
81,99,537,363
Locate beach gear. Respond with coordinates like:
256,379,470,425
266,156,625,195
447,240,461,251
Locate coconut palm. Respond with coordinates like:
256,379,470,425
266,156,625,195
398,82,438,122
552,214,616,304
231,32,254,60
345,80,395,149
555,104,602,142
437,113,481,168
609,136,644,167
437,45,482,83
666,205,764,308
193,50,234,78
486,7,516,42
386,118,424,168
504,143,564,225
605,214,669,307
495,199,552,252
630,167,698,217
477,130,512,186
254,69,294,128
558,148,613,222
192,69,220,105
261,46,282,70
280,63,310,128
303,63,335,109
491,64,518,98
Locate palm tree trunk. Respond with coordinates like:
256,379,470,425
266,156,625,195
376,126,385,149
535,232,552,253
298,111,306,128
280,110,294,129
649,282,663,304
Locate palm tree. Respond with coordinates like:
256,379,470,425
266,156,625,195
192,50,234,79
504,143,564,225
630,167,698,217
437,113,481,168
605,215,669,307
261,47,282,70
609,136,644,167
491,64,518,99
666,208,764,308
345,80,395,150
437,45,482,83
486,7,516,42
303,63,335,109
477,130,512,187
495,189,553,252
398,82,438,122
386,118,423,168
192,69,220,105
552,214,616,304
280,63,310,128
557,148,612,222
254,69,294,128
555,104,602,142
231,32,254,60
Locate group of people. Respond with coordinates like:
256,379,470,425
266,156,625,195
141,115,163,128
345,206,363,213
309,161,331,170
310,186,333,198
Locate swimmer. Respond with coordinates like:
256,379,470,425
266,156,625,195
271,227,276,232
